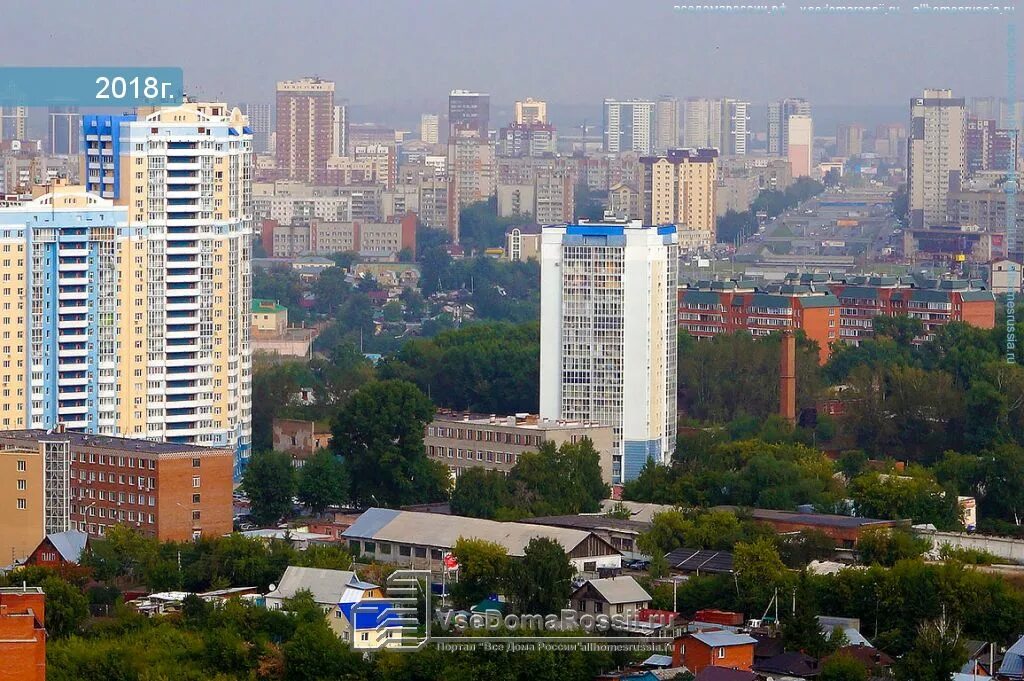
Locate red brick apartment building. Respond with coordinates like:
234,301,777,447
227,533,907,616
0,430,233,542
678,274,996,362
0,587,46,681
678,280,840,363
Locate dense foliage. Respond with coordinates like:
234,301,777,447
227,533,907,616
450,439,609,519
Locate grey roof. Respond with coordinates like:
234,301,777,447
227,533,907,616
343,508,610,558
576,576,651,605
797,294,841,308
527,514,648,535
695,668,759,681
642,654,674,667
999,634,1024,678
691,631,758,647
664,548,734,574
46,530,89,563
0,429,226,455
266,566,356,606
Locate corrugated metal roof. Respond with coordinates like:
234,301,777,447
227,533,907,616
579,576,651,605
342,508,599,557
267,566,356,605
998,634,1024,678
959,290,995,302
691,631,757,647
664,548,733,573
796,294,840,308
47,530,89,563
680,290,724,306
837,286,878,300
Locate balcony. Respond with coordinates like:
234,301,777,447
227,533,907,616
58,346,89,358
166,274,200,284
57,319,89,330
166,203,199,213
58,261,89,271
166,190,201,200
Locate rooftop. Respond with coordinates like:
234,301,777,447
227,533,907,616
266,566,356,606
526,514,649,535
575,576,652,605
716,506,904,530
691,631,758,648
343,508,611,558
0,429,231,455
432,411,611,431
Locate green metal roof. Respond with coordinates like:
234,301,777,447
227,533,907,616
909,289,952,303
959,290,996,302
681,290,724,306
796,294,840,308
252,299,286,313
836,286,878,300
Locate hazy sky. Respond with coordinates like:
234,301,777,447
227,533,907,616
2,0,1020,114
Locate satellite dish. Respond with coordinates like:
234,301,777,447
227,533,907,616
269,583,276,592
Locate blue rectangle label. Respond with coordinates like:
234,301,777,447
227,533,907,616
0,67,184,107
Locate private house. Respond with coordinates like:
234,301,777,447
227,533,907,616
999,634,1024,679
265,566,356,636
25,530,90,569
673,631,757,673
336,574,398,649
570,576,651,618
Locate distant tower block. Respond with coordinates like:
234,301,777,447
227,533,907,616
780,331,797,425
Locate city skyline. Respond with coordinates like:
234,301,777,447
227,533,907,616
0,0,1018,113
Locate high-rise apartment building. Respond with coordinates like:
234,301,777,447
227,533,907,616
76,102,253,476
333,103,348,157
725,100,750,155
275,78,335,183
515,98,548,125
683,98,721,150
655,96,680,154
768,98,811,156
0,106,28,141
447,129,495,241
908,89,965,228
836,123,865,158
449,90,490,138
0,447,45,564
239,103,271,154
638,148,718,250
603,99,656,154
787,115,814,177
539,220,679,484
48,107,80,156
420,114,440,144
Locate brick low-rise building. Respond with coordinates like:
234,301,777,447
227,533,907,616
0,430,233,542
272,418,333,465
678,281,840,363
424,411,616,485
679,275,997,362
0,586,46,681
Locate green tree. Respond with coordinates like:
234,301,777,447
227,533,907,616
873,315,925,346
296,450,350,514
733,538,789,615
508,538,575,615
778,530,837,568
819,653,869,681
40,576,89,638
332,380,449,507
283,621,367,681
451,538,510,608
242,451,296,526
856,528,928,566
848,470,960,529
981,443,1024,525
894,615,967,681
450,468,513,519
311,266,351,315
638,510,692,557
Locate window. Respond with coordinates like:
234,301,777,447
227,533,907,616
718,648,726,659
192,476,200,488
399,546,411,557
17,498,26,510
17,479,25,491
192,458,201,468
192,494,201,504
17,459,25,472
192,510,201,521
364,542,376,553
415,547,427,558
616,604,624,614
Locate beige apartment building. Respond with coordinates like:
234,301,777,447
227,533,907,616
424,412,615,484
638,148,718,251
0,448,44,565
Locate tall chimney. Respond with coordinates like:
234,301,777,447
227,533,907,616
780,330,797,425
